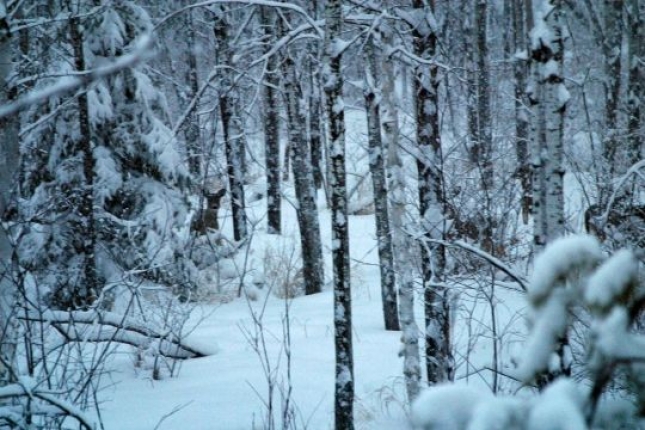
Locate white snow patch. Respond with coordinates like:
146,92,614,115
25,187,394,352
529,234,602,306
585,249,637,312
411,383,493,430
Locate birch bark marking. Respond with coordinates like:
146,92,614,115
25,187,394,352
512,0,532,223
323,0,354,427
529,0,570,383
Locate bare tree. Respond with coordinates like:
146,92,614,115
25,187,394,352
214,8,248,242
323,0,354,426
379,15,422,400
409,0,454,385
528,0,570,383
282,50,324,295
512,0,532,223
260,5,282,234
364,34,400,331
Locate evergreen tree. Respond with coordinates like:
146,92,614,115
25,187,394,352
18,1,193,309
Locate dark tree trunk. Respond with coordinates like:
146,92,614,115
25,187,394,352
324,0,354,427
69,15,97,310
309,70,324,190
184,8,202,177
627,0,645,167
364,37,400,331
599,0,624,206
261,6,282,234
283,54,324,295
512,0,531,223
411,0,453,385
474,0,493,192
0,2,18,387
214,12,247,242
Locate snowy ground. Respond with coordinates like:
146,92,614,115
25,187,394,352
98,180,532,430
100,192,412,429
98,112,532,429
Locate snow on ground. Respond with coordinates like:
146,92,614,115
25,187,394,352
100,190,412,430
99,111,532,429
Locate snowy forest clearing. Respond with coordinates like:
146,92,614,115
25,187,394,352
99,187,524,430
101,198,407,429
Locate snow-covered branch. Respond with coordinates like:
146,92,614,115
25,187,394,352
0,35,153,119
421,238,528,292
0,380,95,429
20,309,210,360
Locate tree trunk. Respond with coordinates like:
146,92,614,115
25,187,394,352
364,36,399,331
69,15,97,310
411,0,454,386
512,0,532,223
599,0,624,206
324,0,354,426
530,0,567,251
184,7,202,177
529,0,570,383
627,0,645,168
471,0,494,192
261,6,282,234
214,12,247,242
309,67,324,190
381,20,421,400
0,1,18,388
283,54,324,295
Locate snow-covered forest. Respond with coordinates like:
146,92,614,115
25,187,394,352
2,0,645,428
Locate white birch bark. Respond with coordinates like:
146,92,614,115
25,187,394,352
381,22,422,401
529,0,570,383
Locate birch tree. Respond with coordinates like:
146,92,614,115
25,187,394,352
364,34,400,331
409,0,454,385
379,15,422,400
528,0,570,382
323,0,354,426
529,0,567,251
512,0,532,223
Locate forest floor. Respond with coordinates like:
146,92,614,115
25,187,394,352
98,183,529,429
